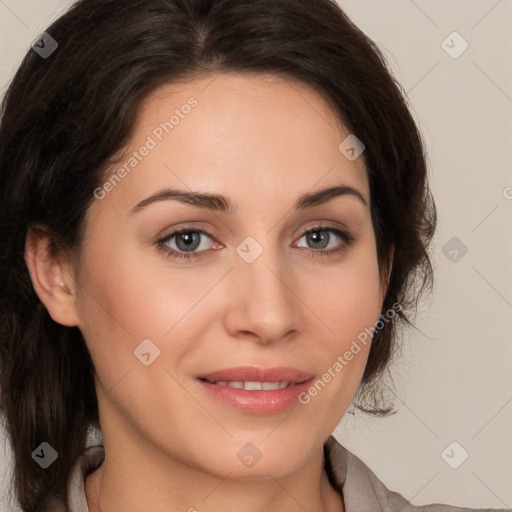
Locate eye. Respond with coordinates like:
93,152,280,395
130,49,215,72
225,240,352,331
293,226,356,258
157,228,217,261
156,224,356,261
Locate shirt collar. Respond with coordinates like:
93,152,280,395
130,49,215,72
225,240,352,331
324,434,390,511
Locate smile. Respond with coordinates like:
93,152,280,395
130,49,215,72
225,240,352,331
200,379,295,390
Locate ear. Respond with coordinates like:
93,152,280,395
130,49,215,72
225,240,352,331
379,244,394,303
24,226,80,327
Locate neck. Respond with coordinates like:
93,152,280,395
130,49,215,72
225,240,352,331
84,436,344,512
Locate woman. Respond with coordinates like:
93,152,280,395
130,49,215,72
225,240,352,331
0,1,507,511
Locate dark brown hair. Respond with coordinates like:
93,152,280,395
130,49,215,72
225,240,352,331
0,0,436,510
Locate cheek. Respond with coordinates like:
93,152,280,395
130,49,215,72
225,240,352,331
76,228,194,335
74,233,217,382
73,236,167,386
303,236,382,390
291,239,383,429
310,238,383,344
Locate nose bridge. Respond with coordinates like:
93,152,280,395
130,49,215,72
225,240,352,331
227,232,298,341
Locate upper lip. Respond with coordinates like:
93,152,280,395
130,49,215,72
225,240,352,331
197,366,314,383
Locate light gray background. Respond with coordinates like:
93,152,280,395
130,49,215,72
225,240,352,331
0,0,511,510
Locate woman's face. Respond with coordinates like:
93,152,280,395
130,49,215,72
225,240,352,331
72,72,388,479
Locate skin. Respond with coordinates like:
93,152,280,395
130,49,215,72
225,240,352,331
25,72,392,512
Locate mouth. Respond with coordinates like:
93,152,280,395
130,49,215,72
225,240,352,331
196,365,314,383
197,378,300,390
195,366,315,414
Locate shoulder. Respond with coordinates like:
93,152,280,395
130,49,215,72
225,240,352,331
323,435,510,512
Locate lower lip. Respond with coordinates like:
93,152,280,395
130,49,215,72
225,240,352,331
196,378,315,414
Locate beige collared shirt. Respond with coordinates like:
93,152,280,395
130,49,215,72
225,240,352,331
44,426,509,512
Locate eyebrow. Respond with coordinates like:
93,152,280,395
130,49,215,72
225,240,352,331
130,182,367,215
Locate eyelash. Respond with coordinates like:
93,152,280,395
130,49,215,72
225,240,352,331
156,225,356,261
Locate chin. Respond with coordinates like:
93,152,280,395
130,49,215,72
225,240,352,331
198,438,310,480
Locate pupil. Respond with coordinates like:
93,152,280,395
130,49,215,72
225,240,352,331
177,232,199,251
308,230,328,249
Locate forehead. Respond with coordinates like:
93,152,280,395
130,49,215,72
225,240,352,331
96,72,369,217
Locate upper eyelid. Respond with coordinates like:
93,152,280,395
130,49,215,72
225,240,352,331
158,226,215,243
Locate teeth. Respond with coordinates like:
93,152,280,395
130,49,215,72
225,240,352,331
244,381,263,390
209,380,291,390
225,381,243,389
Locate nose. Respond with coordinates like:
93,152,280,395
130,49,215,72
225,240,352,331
223,238,300,345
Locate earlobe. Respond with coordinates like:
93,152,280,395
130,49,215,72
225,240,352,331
24,227,80,327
